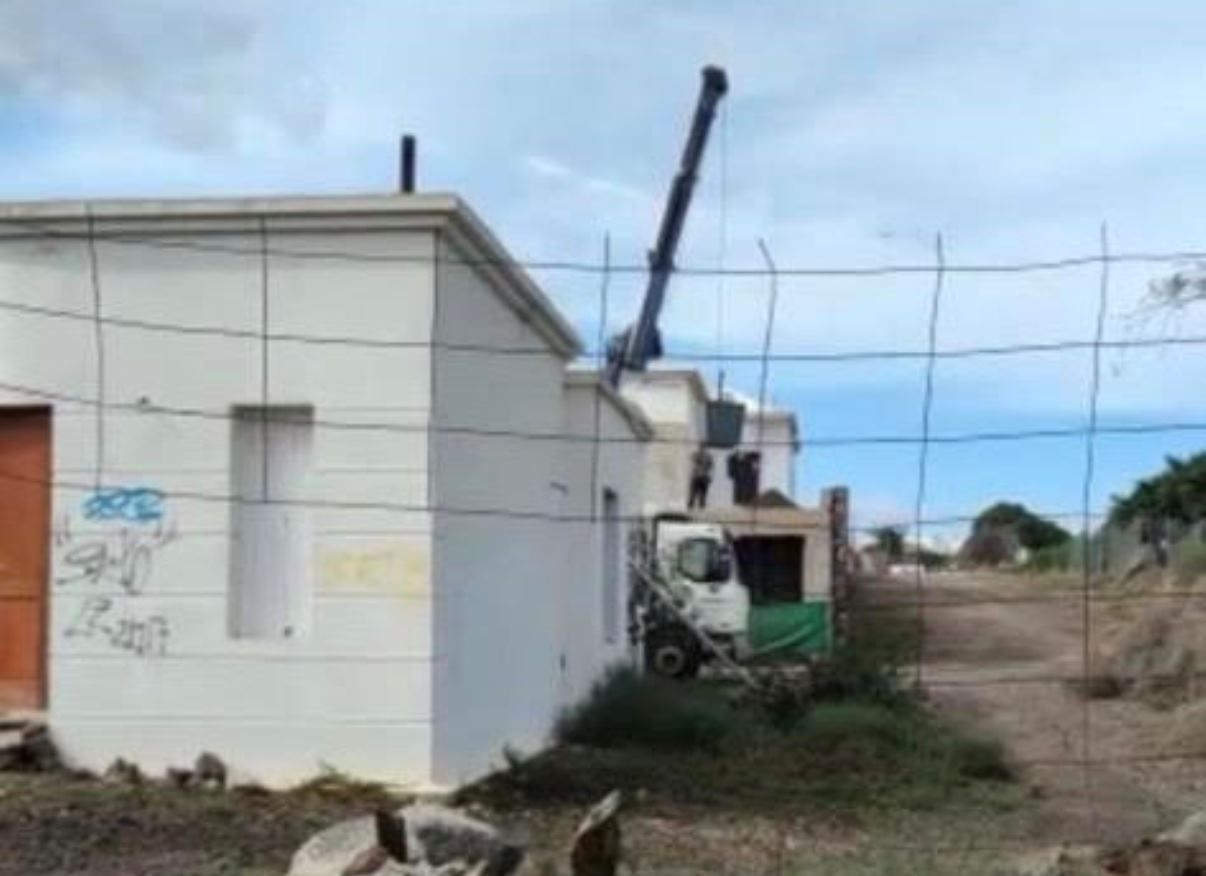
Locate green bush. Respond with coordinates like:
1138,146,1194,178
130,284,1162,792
1176,539,1206,579
1025,540,1077,573
798,702,917,750
793,701,1015,784
806,603,917,713
479,670,1015,817
949,735,1015,782
555,667,754,753
809,647,911,711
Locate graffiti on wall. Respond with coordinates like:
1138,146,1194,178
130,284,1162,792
55,520,176,593
319,543,430,595
82,486,166,524
64,595,170,657
55,485,177,657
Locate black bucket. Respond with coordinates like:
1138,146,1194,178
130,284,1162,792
705,400,745,449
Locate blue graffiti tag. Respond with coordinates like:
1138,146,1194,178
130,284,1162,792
83,487,166,524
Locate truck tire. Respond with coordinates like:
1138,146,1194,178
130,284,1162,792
645,626,702,680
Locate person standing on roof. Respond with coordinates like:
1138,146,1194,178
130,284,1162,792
687,443,714,509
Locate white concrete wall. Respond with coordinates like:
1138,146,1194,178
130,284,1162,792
0,222,438,785
708,412,797,509
558,380,644,707
618,374,706,512
619,374,800,512
429,235,572,786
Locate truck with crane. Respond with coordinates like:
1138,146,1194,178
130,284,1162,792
605,66,758,679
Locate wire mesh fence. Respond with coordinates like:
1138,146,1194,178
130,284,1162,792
2,213,1206,873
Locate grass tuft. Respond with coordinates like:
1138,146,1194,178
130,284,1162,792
468,663,1016,818
555,667,756,753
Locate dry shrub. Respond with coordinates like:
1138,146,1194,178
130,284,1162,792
1165,699,1206,756
1087,603,1206,707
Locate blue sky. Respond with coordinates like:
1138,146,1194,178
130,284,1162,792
2,0,1205,542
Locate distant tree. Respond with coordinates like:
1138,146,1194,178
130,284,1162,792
971,502,1072,552
1111,451,1206,528
916,546,950,570
961,527,1016,567
873,526,905,561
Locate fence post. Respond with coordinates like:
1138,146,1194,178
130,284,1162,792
823,485,851,648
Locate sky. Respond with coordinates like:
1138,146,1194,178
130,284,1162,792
2,0,1205,543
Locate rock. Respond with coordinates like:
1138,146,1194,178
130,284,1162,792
374,810,409,864
0,723,59,772
1009,845,1105,876
288,802,525,876
1157,810,1206,848
1100,839,1206,876
1008,811,1206,876
166,767,194,789
340,844,389,876
20,725,59,771
0,729,23,750
194,751,227,790
0,729,25,770
570,792,622,876
103,758,143,786
287,791,623,876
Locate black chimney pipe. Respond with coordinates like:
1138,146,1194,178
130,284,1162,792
400,135,416,193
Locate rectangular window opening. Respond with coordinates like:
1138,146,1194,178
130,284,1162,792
735,535,805,605
601,489,621,644
228,405,314,640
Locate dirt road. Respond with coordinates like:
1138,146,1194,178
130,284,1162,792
874,570,1206,846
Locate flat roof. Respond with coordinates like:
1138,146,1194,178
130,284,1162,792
693,504,830,531
564,369,655,440
0,192,582,358
622,367,711,407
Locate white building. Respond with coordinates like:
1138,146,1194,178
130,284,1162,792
716,389,801,503
617,369,710,512
618,368,833,652
0,194,643,788
618,369,800,511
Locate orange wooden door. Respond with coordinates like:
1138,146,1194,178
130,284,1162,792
0,408,50,710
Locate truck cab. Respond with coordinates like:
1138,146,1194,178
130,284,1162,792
644,516,750,677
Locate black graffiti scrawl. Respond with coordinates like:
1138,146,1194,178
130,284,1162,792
64,596,170,658
55,486,177,657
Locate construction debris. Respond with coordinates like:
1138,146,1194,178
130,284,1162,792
193,751,228,790
0,721,59,773
1009,809,1206,876
103,757,144,786
287,790,622,876
161,752,228,791
165,767,194,788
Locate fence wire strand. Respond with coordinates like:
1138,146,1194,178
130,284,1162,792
11,213,1206,275
4,213,1206,865
1077,223,1111,834
912,232,945,690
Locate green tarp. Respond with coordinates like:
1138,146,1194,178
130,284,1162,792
749,600,831,657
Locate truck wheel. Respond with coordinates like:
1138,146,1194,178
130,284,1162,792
645,627,701,679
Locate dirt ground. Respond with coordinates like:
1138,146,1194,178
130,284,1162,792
4,571,1199,875
891,570,1206,847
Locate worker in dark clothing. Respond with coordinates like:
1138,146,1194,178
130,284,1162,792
728,451,762,505
687,444,713,509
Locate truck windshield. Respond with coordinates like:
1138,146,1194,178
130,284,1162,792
676,538,733,583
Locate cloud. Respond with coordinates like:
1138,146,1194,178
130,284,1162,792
2,0,1205,430
522,154,650,205
0,0,326,151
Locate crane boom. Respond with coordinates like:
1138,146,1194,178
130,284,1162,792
605,65,729,387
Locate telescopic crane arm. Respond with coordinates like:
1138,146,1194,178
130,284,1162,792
604,65,729,387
